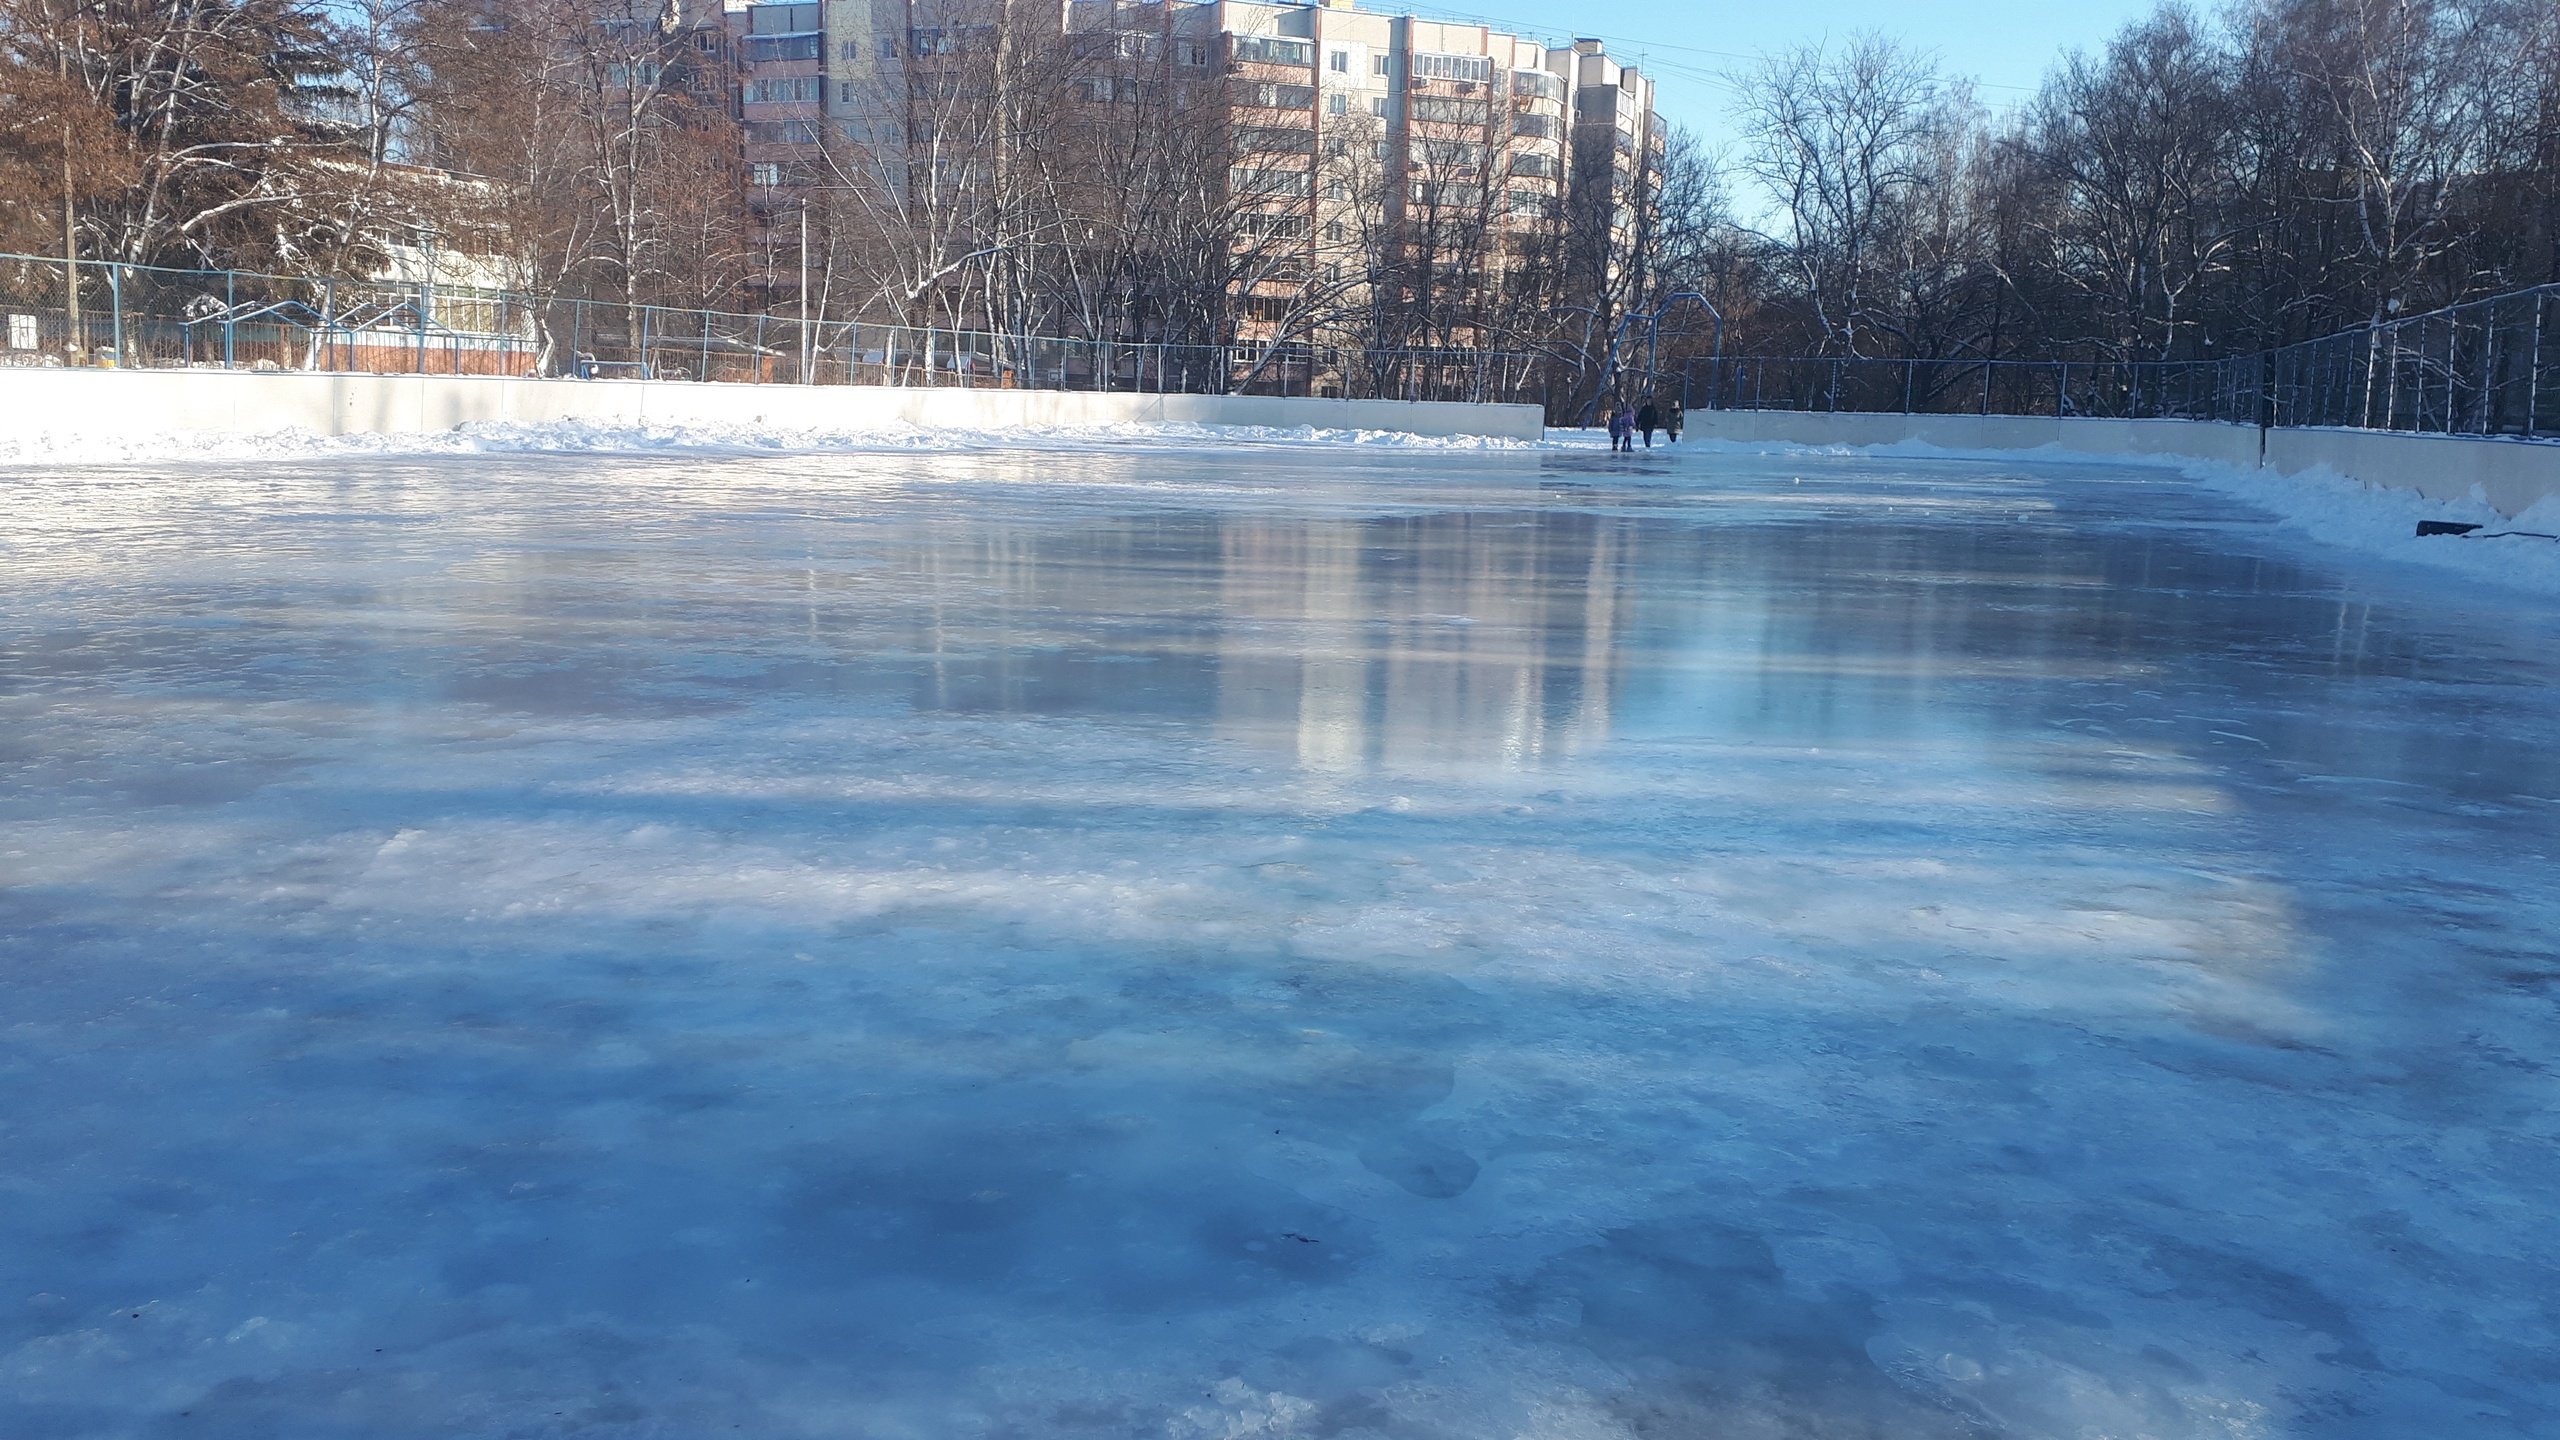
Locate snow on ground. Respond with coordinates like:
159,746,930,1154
3,440,2557,1438
1672,433,2560,598
0,414,1536,467
13,404,2551,594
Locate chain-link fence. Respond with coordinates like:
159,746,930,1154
11,251,2555,436
0,252,1542,406
2264,286,2560,437
1668,284,2560,442
1675,353,2260,424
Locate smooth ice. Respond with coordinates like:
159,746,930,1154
3,440,2557,1439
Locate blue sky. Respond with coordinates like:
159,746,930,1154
1397,0,2172,149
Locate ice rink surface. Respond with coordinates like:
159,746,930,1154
3,440,2557,1438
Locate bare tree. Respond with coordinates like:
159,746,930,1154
1734,34,1942,357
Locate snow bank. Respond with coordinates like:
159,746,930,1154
1669,433,2560,599
0,415,1542,467
2187,459,2560,598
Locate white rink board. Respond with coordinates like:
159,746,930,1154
1681,409,2560,516
0,366,1547,445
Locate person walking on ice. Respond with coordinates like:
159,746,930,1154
1636,399,1661,449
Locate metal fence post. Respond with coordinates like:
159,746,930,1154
108,265,123,366
2478,302,2496,435
2531,294,2548,439
223,269,236,369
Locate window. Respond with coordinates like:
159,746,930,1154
840,80,858,104
743,34,821,63
1236,210,1312,239
1323,178,1348,201
751,77,821,104
1370,95,1388,117
841,39,861,61
1372,54,1391,76
1409,95,1488,124
1182,42,1209,66
1243,81,1315,109
1514,113,1558,141
749,162,782,187
746,120,819,144
1326,92,1347,116
1327,49,1351,73
1511,69,1563,101
749,3,819,35
879,36,897,57
1232,36,1314,67
1509,152,1560,179
1324,219,1346,242
1240,124,1315,153
1409,179,1483,207
1411,52,1494,83
1231,166,1313,198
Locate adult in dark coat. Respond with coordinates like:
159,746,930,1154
1636,401,1660,448
1665,402,1684,443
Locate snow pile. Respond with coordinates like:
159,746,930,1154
1665,433,2560,598
0,415,1540,466
2186,459,2560,598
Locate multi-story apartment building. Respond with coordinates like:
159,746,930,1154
726,0,1661,369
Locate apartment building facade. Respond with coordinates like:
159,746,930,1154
726,0,1661,368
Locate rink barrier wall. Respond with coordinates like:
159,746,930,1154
0,367,1548,445
1680,410,2560,517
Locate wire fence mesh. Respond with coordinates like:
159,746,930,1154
1674,353,2264,424
1666,286,2560,442
0,253,1545,406
5,251,2556,439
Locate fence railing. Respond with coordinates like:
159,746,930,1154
1669,284,2560,443
2261,285,2560,438
0,252,1546,407
8,250,2557,439
1676,353,2261,425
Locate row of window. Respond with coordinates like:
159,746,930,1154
1410,53,1495,84
750,77,821,104
1232,167,1314,199
1410,96,1489,125
744,35,819,64
1232,36,1315,68
1240,81,1316,110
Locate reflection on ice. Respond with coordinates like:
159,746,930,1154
2,444,2558,1438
